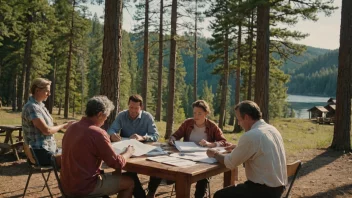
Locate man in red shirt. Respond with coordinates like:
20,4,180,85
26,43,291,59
61,96,135,197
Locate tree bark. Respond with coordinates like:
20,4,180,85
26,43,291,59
100,0,123,129
156,0,164,121
234,21,242,133
254,2,270,123
64,0,76,118
331,0,352,152
247,11,254,101
193,0,198,101
12,73,18,111
141,0,150,110
165,0,177,139
218,30,230,130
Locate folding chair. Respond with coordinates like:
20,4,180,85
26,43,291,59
51,155,109,198
23,144,53,198
282,160,302,198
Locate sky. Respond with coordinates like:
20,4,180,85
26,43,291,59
87,1,341,50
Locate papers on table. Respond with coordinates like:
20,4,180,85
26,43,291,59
145,146,168,156
174,141,208,152
170,152,217,164
147,156,197,167
111,139,156,156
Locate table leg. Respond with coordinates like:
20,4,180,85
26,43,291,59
175,174,191,198
223,167,238,187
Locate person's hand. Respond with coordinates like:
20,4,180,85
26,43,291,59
121,145,135,159
225,144,237,152
63,120,75,129
124,145,135,155
129,134,145,141
110,133,122,142
199,139,213,147
206,148,219,158
168,136,176,146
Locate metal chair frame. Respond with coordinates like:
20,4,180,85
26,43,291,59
51,155,109,198
23,145,53,198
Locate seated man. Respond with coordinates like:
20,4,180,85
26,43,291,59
108,94,159,198
61,96,135,198
207,100,287,198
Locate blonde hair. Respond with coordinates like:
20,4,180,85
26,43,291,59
30,78,51,95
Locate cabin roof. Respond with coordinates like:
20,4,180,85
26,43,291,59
325,104,336,110
327,98,336,104
307,106,329,112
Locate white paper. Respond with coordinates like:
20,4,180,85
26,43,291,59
174,141,208,152
147,156,196,167
111,139,156,156
170,152,217,164
146,146,168,156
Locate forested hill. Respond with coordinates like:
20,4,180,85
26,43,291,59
282,46,331,73
287,50,338,96
132,33,337,97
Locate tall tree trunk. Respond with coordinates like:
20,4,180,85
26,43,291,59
229,71,235,126
49,57,57,114
254,2,270,122
331,0,351,152
101,0,123,129
80,54,85,115
64,0,76,118
234,21,242,133
218,30,230,130
58,99,62,115
156,0,164,121
45,58,56,113
20,31,32,111
12,73,17,111
165,0,177,139
141,0,150,109
193,0,198,101
23,32,33,107
247,11,254,100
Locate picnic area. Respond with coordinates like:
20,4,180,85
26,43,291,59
0,107,351,198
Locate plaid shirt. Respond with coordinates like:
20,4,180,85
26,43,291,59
22,96,56,153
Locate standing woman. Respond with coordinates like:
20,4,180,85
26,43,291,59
22,78,73,165
147,100,231,198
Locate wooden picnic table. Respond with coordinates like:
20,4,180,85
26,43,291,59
122,143,238,198
0,125,23,160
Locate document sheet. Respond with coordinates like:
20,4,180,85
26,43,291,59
147,156,197,167
174,141,208,152
111,139,156,156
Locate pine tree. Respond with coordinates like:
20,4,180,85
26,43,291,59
331,0,351,152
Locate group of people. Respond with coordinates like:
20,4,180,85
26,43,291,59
22,77,288,198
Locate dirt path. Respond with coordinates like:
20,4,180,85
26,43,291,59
0,148,351,198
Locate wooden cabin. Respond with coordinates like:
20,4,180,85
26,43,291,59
307,106,328,119
324,104,336,118
327,98,336,105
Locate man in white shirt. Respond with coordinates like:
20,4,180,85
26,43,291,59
207,100,287,198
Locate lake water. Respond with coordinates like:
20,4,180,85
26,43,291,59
287,94,332,119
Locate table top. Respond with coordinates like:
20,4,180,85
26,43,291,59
0,125,22,130
122,143,231,182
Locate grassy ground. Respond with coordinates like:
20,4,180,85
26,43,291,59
0,106,339,155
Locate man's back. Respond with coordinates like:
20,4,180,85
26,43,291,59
61,117,125,196
244,120,287,187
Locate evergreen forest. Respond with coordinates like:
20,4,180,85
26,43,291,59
0,0,342,130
